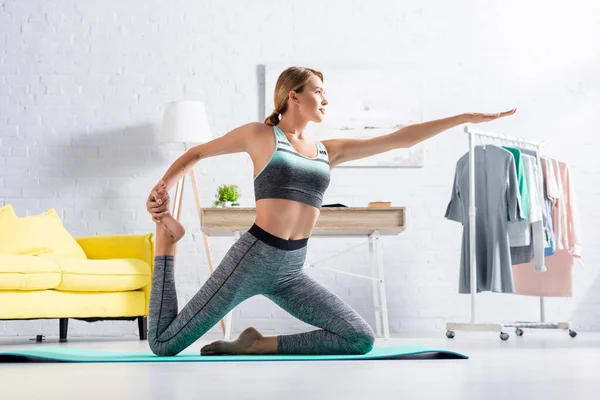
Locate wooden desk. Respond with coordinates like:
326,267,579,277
201,207,406,340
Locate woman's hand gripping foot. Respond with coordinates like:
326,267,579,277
146,180,185,243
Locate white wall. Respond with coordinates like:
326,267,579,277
1,0,599,339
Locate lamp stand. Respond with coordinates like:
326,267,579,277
171,146,227,337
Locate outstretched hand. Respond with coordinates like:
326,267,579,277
465,109,517,124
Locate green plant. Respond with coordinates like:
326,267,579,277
213,184,241,206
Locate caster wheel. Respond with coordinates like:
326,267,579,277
446,330,455,339
500,332,510,341
515,328,524,336
569,330,577,338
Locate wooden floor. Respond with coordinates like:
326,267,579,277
1,330,599,399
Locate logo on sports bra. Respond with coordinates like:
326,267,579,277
319,150,327,155
277,140,290,146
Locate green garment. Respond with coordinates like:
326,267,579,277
502,146,529,221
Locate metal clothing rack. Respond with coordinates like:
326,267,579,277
445,125,576,340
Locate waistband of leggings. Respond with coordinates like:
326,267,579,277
248,223,308,251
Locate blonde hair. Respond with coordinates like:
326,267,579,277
264,66,324,127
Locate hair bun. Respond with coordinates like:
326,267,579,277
264,111,280,126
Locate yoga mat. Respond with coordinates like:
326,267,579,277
0,345,467,363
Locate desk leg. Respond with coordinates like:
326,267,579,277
369,230,390,340
224,230,241,341
368,233,383,338
374,230,390,340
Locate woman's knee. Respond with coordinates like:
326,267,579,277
345,324,375,354
354,329,375,354
148,336,178,357
150,344,178,357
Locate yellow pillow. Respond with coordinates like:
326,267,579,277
0,207,87,259
0,204,16,220
0,205,53,256
0,205,38,254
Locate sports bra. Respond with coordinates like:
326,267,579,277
254,125,331,209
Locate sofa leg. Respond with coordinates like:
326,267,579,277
59,318,68,342
138,316,147,340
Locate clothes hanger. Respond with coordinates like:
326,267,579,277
477,134,486,149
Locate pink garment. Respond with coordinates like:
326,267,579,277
512,160,581,297
558,161,582,258
554,159,570,250
513,250,573,297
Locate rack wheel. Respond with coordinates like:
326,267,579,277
515,328,524,336
569,330,577,338
446,330,455,339
500,332,509,341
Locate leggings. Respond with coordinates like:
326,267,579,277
148,223,375,356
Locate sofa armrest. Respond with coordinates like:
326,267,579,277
75,233,155,318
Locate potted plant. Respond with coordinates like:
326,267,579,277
213,184,241,207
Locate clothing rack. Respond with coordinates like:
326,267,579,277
445,125,575,340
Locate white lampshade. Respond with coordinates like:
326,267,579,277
158,100,213,144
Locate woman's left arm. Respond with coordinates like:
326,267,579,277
324,109,516,168
391,109,516,147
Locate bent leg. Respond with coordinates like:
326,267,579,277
265,271,375,355
148,234,265,356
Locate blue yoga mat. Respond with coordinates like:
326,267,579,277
0,345,468,363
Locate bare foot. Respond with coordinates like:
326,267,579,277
157,213,186,244
200,327,275,356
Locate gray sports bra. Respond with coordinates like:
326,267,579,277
254,125,331,209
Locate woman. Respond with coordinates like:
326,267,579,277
146,66,516,356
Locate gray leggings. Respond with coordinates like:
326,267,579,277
148,223,375,356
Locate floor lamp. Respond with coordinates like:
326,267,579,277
158,100,227,337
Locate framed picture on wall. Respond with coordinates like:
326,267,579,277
261,64,425,168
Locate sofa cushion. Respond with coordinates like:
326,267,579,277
53,258,151,292
0,254,62,290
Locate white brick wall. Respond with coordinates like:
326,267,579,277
1,0,599,339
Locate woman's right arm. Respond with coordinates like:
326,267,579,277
160,122,262,190
147,122,263,219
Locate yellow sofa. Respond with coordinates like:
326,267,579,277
0,204,154,341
